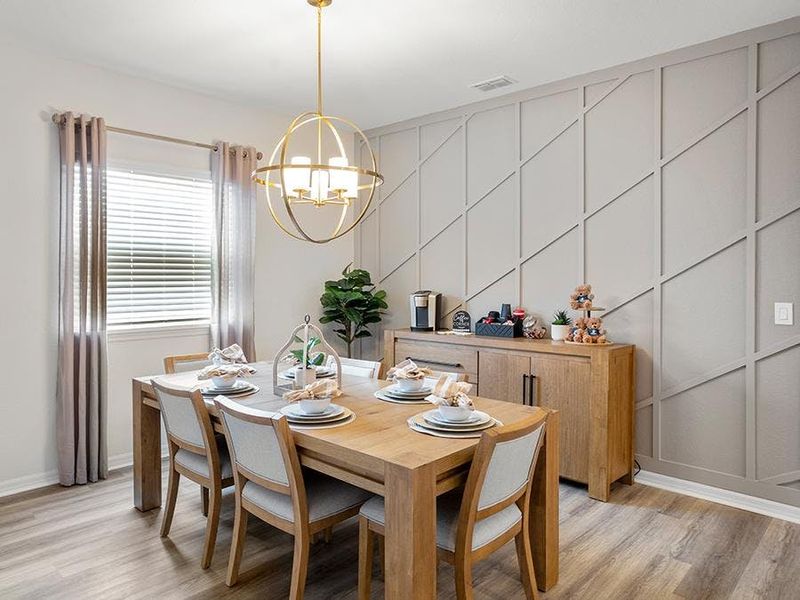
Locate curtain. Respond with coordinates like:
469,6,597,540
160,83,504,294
211,143,257,360
56,112,108,486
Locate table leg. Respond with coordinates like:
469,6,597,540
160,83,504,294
133,380,162,511
530,409,559,591
384,461,437,600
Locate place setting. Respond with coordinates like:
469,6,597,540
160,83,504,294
279,379,355,429
374,359,434,404
197,344,260,399
407,375,502,439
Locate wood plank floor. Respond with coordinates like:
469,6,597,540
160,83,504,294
1,466,798,599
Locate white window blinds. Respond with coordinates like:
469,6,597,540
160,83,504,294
106,168,213,327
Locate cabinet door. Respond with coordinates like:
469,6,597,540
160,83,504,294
477,351,531,404
531,354,591,483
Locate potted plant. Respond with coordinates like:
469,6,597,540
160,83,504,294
320,265,388,357
290,335,326,387
550,309,573,341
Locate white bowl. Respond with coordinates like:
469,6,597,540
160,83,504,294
299,397,332,415
396,378,424,392
212,375,238,389
437,404,473,422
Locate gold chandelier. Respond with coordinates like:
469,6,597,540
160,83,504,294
253,0,383,244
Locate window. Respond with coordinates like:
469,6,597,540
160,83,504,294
106,167,213,328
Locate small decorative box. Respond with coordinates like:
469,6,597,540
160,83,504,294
475,319,523,338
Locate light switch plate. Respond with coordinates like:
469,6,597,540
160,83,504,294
774,302,793,326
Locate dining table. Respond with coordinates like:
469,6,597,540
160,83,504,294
132,361,560,599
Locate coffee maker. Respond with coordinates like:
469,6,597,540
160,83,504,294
409,290,442,331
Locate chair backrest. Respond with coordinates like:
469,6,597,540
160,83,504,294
459,413,547,531
163,352,212,374
152,379,212,454
214,397,303,502
326,355,382,379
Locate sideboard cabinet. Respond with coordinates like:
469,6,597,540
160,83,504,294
384,329,635,501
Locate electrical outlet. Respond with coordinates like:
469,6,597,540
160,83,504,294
774,302,793,326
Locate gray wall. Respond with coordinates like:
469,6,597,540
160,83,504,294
356,17,800,506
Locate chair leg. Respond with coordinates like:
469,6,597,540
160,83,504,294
323,526,333,543
160,466,180,537
289,531,310,600
226,505,249,587
515,531,539,600
454,554,474,600
200,487,222,569
201,486,209,516
358,517,374,600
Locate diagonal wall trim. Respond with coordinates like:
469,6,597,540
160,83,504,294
753,334,800,362
419,213,462,251
379,251,415,284
636,396,655,410
755,200,800,231
600,285,655,318
466,169,516,212
583,74,633,114
519,118,579,168
419,122,464,168
661,360,746,401
519,224,580,265
660,232,747,285
378,168,416,206
760,470,800,485
583,169,655,221
466,267,516,303
659,103,748,167
756,62,800,100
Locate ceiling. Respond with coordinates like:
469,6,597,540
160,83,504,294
2,0,799,129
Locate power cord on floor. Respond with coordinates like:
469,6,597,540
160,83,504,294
634,459,641,477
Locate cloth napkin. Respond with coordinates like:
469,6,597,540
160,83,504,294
283,379,342,403
208,343,249,365
196,363,256,380
426,375,474,408
386,359,433,381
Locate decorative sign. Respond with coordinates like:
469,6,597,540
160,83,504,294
452,310,472,332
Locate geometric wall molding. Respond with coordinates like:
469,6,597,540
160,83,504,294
358,17,800,507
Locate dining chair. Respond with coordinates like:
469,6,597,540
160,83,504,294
357,412,547,600
163,352,211,374
214,397,372,598
152,379,234,569
325,355,382,379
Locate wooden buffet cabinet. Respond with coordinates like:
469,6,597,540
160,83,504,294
384,329,635,501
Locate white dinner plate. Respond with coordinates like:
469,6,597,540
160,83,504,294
283,407,354,426
202,383,259,397
373,389,430,405
410,412,497,433
382,384,432,398
422,409,492,428
407,419,488,439
279,403,345,421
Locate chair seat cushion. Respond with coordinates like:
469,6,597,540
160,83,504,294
174,443,233,480
242,474,371,524
359,491,521,552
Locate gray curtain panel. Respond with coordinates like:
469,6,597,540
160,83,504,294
56,112,108,486
211,143,257,361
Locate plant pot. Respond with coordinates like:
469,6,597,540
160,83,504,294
294,366,317,389
551,324,572,341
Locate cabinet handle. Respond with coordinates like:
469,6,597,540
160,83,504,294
522,373,529,405
529,374,537,406
405,356,462,369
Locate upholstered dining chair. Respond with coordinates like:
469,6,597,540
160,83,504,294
357,412,547,600
214,397,372,598
163,352,211,374
325,355,382,379
152,380,234,569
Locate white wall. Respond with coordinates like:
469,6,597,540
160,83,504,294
0,42,353,494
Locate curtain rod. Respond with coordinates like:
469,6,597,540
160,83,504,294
51,114,263,160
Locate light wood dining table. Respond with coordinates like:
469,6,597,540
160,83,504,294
132,362,560,598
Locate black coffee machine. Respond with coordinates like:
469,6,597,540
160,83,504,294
409,290,442,331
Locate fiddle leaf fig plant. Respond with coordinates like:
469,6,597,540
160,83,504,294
289,335,326,368
319,265,388,358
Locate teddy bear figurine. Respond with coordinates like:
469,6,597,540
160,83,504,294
569,284,595,309
566,316,588,341
581,317,606,343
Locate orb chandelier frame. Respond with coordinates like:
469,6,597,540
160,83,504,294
252,0,383,244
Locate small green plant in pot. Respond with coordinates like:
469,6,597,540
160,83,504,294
319,265,388,358
551,309,573,341
289,335,326,368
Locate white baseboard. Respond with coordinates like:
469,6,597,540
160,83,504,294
0,446,168,499
637,470,800,525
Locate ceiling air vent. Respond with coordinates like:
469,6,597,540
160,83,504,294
470,75,517,92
